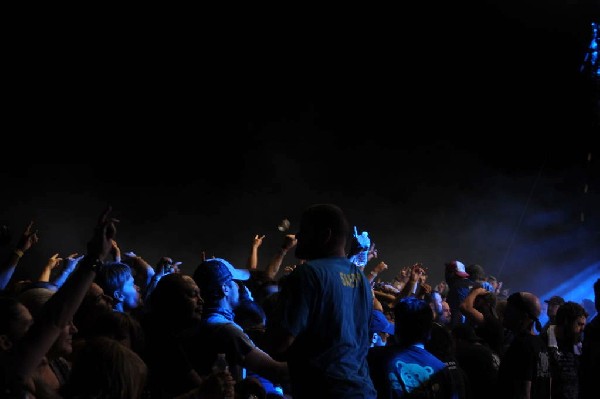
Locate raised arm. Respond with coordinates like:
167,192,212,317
122,251,156,294
265,234,297,280
459,287,488,325
397,263,425,301
51,253,84,288
38,253,63,283
0,221,39,290
366,261,388,285
111,239,122,263
246,234,265,270
144,256,181,302
14,206,118,381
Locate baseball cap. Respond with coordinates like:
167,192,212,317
369,309,395,335
446,260,469,278
544,295,565,306
193,258,250,295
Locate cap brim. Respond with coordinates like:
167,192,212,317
455,271,469,278
384,324,395,335
370,311,395,335
231,268,250,281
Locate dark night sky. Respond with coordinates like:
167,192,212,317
2,2,599,299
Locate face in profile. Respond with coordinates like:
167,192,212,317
569,316,587,344
2,302,34,350
439,301,451,325
51,319,78,357
547,303,560,318
88,282,113,311
119,274,142,310
181,275,203,321
228,279,242,309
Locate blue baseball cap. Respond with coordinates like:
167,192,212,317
193,258,250,295
370,309,395,335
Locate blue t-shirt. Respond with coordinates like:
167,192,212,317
368,345,455,398
277,256,377,398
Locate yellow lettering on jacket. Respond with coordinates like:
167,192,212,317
340,272,362,287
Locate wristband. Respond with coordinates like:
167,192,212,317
14,249,24,258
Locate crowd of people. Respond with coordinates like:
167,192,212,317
0,204,598,398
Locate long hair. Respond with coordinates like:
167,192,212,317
62,336,148,399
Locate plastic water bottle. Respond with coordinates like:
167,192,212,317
353,228,370,267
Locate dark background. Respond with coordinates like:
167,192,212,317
2,1,599,302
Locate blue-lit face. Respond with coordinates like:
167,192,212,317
227,279,241,309
120,275,141,310
182,275,203,320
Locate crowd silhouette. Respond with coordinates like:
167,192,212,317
0,204,598,398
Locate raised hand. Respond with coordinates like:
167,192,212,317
421,283,432,295
409,263,426,282
111,239,122,262
156,256,182,276
47,253,85,287
252,234,266,249
45,253,63,271
284,265,297,274
367,242,378,262
17,221,39,252
281,234,297,251
64,253,84,270
87,206,119,262
373,261,388,274
395,266,411,283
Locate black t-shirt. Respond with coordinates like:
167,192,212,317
181,320,255,382
472,311,505,357
454,341,499,399
542,333,581,399
498,332,551,399
580,317,600,399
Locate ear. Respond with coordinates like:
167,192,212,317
221,283,231,297
113,290,124,303
0,334,13,351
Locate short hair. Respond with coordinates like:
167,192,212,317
394,296,434,346
466,264,486,281
425,322,455,362
556,301,588,326
95,262,133,298
17,288,54,320
507,292,542,332
151,273,184,303
149,273,200,323
473,289,498,318
295,203,351,260
91,311,146,356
